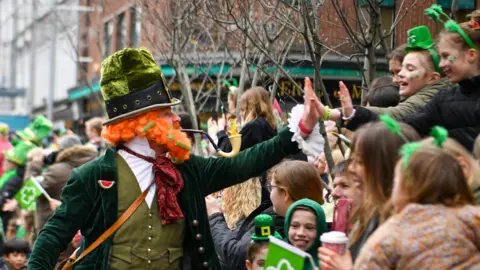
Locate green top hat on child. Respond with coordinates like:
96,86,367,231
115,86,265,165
251,214,282,242
406,25,442,74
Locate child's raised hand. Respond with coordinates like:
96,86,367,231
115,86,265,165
339,81,354,118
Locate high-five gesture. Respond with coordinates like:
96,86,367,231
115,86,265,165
301,77,325,133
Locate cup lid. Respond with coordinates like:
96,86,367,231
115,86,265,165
320,231,349,244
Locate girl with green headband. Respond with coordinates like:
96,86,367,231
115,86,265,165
354,147,480,269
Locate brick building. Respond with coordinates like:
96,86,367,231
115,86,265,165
68,0,477,123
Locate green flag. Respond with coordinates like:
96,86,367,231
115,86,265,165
265,236,314,270
14,177,49,210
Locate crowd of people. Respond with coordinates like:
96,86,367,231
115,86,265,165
0,115,106,269
0,4,477,270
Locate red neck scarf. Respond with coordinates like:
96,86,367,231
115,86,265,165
121,146,184,225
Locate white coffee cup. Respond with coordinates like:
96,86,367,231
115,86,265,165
320,231,349,255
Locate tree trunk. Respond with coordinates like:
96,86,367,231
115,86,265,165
252,43,271,87
174,60,203,155
361,45,376,106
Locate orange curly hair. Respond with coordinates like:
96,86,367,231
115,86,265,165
101,109,192,162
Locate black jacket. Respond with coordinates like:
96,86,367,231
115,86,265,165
217,117,277,153
402,76,480,151
209,201,285,270
347,76,480,152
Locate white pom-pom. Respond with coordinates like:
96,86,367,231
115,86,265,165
287,105,325,159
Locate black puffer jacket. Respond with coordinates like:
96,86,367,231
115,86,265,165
209,201,285,270
402,76,480,151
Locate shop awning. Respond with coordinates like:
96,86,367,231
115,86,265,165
68,65,389,101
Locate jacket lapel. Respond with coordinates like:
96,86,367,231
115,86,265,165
98,148,119,228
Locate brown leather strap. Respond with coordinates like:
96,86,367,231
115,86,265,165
73,180,155,265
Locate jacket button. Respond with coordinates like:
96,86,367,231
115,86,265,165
198,247,205,254
192,220,199,227
148,237,152,241
148,225,152,229
149,213,153,218
147,248,151,252
147,260,151,264
195,234,202,240
203,262,209,268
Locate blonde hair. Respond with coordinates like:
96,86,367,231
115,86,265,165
221,178,261,229
421,137,480,193
239,87,277,129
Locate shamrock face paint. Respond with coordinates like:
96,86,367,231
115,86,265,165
397,52,433,98
438,36,477,83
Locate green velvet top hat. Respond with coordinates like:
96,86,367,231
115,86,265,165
406,26,442,74
425,4,477,50
100,47,180,125
251,214,282,242
5,140,35,166
16,116,53,146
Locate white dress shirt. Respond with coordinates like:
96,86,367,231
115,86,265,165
118,137,156,208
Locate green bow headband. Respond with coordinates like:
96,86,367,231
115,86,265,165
425,4,476,50
379,114,448,170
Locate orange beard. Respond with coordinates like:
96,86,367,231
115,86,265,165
101,110,192,162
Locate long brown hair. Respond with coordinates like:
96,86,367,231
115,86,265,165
270,160,324,205
399,147,476,207
349,122,420,244
421,137,480,192
239,87,277,129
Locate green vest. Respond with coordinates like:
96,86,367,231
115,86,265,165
110,154,185,269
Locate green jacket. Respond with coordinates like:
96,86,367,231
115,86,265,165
368,78,452,119
284,199,327,270
28,127,299,270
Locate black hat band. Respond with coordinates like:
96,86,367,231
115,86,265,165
105,79,172,119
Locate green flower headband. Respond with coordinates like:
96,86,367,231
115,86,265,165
425,4,476,50
379,114,448,170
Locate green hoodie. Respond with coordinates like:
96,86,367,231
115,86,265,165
284,199,327,270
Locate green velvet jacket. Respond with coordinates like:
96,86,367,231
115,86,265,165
28,127,299,270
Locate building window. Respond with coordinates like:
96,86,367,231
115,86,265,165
104,20,114,57
116,12,127,50
130,6,141,47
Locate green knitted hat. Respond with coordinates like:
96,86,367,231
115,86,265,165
16,116,53,146
100,47,180,125
5,140,35,165
406,26,442,74
251,214,282,242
